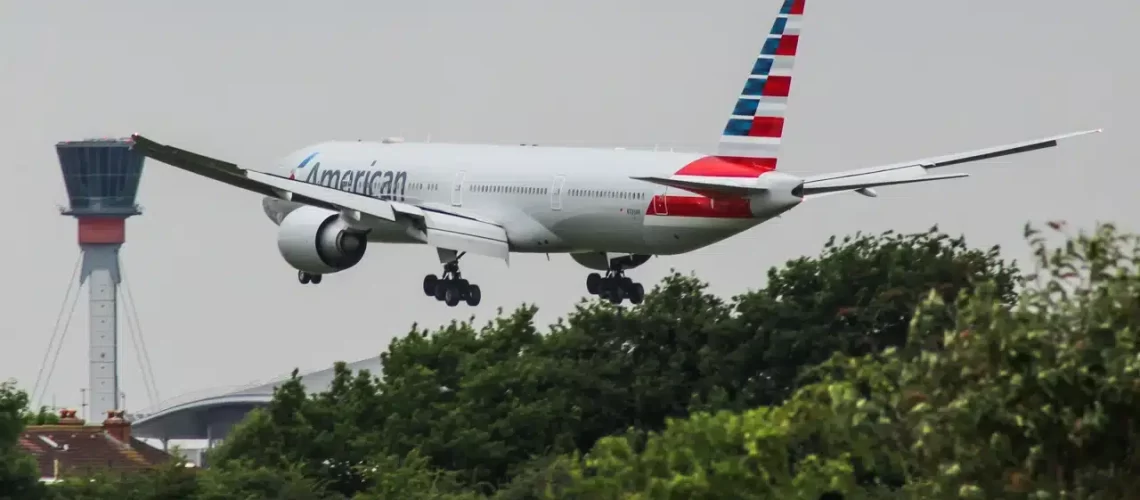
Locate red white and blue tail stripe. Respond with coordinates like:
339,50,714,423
715,0,805,163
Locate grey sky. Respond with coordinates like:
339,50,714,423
0,0,1129,414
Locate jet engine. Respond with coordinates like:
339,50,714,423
276,206,369,274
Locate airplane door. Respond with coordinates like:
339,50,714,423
550,175,565,211
451,171,465,206
653,188,668,215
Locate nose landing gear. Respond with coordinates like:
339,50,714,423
298,270,323,285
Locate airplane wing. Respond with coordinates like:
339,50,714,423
128,134,509,262
800,129,1101,198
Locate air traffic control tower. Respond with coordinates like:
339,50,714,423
56,138,145,421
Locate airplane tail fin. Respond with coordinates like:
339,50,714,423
715,0,805,166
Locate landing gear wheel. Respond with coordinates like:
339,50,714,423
425,252,481,306
465,285,482,306
444,285,462,307
310,274,322,285
586,273,601,295
606,286,624,305
298,271,310,285
628,283,645,305
587,265,644,305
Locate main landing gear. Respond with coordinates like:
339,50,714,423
586,268,644,305
423,253,481,307
298,270,323,285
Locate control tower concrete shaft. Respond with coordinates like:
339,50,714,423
56,139,145,421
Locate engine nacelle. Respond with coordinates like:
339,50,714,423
276,206,369,274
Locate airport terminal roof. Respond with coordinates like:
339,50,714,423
130,356,384,441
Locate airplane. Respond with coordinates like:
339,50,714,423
128,0,1099,307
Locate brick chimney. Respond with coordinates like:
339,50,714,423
102,410,131,443
58,408,84,426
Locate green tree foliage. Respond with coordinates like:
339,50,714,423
0,380,47,500
193,460,336,500
207,227,1015,495
3,226,1034,499
22,407,59,426
48,460,199,500
206,362,386,496
553,222,1140,498
719,228,1021,407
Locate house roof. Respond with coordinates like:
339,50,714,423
19,417,173,479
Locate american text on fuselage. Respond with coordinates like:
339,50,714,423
304,161,408,201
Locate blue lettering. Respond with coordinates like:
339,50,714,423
301,162,409,201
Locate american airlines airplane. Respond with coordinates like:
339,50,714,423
129,0,1098,307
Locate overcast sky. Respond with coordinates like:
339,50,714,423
0,0,1129,414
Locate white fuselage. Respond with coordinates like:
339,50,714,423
261,140,801,257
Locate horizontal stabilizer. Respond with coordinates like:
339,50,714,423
802,172,968,197
805,129,1101,185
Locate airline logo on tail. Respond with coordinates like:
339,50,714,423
714,0,804,164
672,0,805,179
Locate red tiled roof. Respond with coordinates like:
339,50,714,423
20,424,173,479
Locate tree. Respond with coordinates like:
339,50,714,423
194,460,337,500
206,362,385,497
717,227,1021,408
48,460,200,500
209,227,1018,494
22,407,59,426
0,380,47,500
551,222,1140,498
